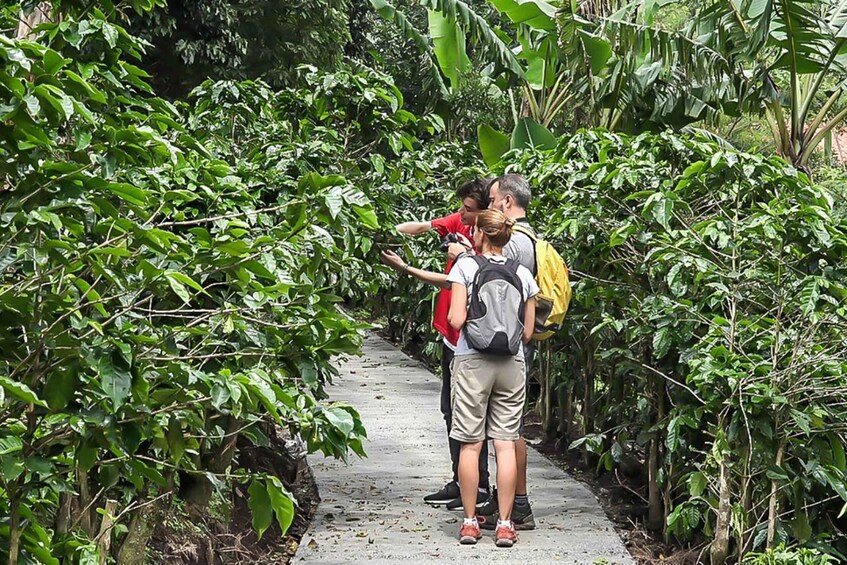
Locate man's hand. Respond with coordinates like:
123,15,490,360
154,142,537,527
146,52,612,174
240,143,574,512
446,242,472,260
380,250,407,272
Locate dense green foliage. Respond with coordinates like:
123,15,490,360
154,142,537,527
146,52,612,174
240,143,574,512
0,7,443,562
128,0,352,97
514,131,847,560
8,0,847,564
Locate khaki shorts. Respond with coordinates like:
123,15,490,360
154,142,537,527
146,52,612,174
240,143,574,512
449,354,526,442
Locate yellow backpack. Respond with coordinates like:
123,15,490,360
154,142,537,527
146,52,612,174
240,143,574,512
513,225,572,341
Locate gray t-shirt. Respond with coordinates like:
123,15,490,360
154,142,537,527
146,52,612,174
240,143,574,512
504,220,536,276
446,255,539,358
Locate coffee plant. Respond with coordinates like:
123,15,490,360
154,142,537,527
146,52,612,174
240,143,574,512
506,130,847,562
0,7,437,563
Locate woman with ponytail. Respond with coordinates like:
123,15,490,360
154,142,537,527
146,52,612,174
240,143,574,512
446,209,538,547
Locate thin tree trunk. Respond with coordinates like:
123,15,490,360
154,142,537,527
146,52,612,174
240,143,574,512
710,459,732,565
9,496,21,565
116,502,160,565
542,344,555,439
582,345,594,466
56,492,73,535
16,2,53,39
558,380,572,448
647,434,663,531
97,500,118,565
737,446,753,561
766,442,785,549
182,416,241,514
78,469,94,537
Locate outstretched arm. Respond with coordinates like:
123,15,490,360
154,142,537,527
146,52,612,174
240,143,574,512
395,221,432,235
380,250,450,289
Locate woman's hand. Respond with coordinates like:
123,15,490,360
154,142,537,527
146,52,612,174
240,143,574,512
380,250,407,272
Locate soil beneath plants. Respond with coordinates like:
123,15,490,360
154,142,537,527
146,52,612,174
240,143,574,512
148,427,319,565
521,413,705,565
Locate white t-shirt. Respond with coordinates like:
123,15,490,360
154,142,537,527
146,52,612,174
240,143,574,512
446,254,539,358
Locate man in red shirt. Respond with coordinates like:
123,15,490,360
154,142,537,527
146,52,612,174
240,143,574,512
381,178,491,510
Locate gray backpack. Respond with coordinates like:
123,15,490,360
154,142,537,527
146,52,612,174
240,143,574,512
465,256,525,356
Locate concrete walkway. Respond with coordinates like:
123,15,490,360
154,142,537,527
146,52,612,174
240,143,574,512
294,334,634,564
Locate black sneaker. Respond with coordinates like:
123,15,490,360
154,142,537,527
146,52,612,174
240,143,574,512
424,481,460,505
475,487,499,516
478,499,536,531
445,489,490,511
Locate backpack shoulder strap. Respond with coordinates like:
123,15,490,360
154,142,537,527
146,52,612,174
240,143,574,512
470,254,487,268
503,257,520,275
511,224,538,277
512,224,538,242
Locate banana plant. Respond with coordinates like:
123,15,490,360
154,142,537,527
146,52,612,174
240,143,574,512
369,0,563,163
561,0,847,169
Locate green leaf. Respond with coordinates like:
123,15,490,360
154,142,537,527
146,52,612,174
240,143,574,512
44,364,78,411
489,0,557,30
653,327,671,358
325,187,344,220
766,464,790,482
76,443,98,472
73,278,108,318
666,415,680,451
104,182,148,206
688,471,707,497
248,479,273,539
299,172,346,191
428,10,471,88
168,420,185,464
478,123,511,167
510,118,557,151
266,476,295,534
830,433,846,471
325,406,355,436
0,375,47,407
577,30,613,74
0,436,23,456
99,354,132,409
1,455,24,481
792,512,812,543
165,272,191,304
165,271,206,295
352,205,380,229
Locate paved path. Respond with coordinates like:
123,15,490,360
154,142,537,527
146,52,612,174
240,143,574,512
294,334,634,564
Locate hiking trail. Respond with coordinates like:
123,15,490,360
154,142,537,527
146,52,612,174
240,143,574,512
293,333,634,564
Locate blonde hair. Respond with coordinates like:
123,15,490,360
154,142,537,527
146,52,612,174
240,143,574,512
476,209,515,248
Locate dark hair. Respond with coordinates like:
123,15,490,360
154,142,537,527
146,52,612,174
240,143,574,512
493,174,531,210
456,177,491,210
476,209,515,248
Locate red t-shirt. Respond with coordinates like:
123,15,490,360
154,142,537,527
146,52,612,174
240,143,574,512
430,213,473,345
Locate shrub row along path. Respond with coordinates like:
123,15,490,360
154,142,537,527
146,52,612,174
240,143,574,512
294,334,634,564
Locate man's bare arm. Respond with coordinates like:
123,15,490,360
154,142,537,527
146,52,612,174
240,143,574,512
395,221,432,235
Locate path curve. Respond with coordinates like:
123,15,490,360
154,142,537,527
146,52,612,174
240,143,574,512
294,334,634,564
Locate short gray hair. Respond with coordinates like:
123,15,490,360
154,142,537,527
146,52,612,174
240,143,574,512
495,174,531,210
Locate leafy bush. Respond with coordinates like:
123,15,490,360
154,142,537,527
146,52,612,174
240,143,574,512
504,129,847,560
743,545,839,565
0,10,432,563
